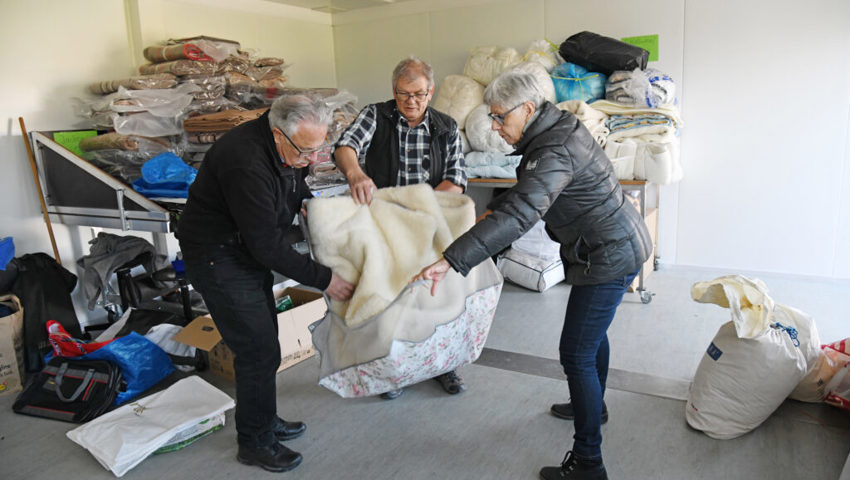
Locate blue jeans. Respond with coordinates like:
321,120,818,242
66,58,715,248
181,242,280,448
559,269,638,461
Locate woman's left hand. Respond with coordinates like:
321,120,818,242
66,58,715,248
411,258,451,296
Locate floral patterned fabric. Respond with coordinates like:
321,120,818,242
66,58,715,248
317,283,501,397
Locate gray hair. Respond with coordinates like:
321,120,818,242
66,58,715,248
392,56,434,90
268,94,333,136
483,70,545,110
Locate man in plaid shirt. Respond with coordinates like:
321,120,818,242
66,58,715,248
334,56,468,399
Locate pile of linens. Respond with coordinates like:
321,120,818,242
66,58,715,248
432,31,684,185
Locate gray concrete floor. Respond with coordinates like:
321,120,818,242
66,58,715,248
1,265,849,479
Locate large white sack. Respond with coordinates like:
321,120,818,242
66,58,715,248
465,103,513,153
509,61,556,104
686,275,809,439
463,46,522,86
522,39,559,72
431,75,484,128
686,321,807,439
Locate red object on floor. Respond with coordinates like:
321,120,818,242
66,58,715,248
46,320,115,357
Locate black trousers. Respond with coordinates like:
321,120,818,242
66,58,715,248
181,242,279,448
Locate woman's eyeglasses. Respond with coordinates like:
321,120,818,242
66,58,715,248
487,103,523,125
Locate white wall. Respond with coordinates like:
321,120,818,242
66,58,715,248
678,0,850,278
0,0,336,325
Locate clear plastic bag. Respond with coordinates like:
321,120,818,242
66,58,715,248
605,68,676,108
322,90,359,143
522,39,560,72
108,84,200,117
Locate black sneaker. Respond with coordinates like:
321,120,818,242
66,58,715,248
550,401,608,424
434,370,466,394
272,416,306,441
539,451,608,480
380,388,404,400
237,442,303,472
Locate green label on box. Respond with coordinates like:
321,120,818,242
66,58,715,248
53,130,97,157
621,34,659,62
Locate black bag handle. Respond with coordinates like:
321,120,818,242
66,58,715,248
54,363,95,403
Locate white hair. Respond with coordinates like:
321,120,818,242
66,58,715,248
483,70,545,109
268,94,333,136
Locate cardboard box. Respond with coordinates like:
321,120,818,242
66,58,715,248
629,207,658,292
0,294,25,397
174,287,326,381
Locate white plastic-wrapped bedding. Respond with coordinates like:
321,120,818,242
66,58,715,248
431,74,484,128
522,39,559,72
465,103,513,153
498,248,564,292
509,61,556,104
463,46,522,86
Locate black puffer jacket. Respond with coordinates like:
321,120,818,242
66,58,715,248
443,102,651,285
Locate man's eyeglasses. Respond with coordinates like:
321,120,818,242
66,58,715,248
395,90,429,102
487,103,523,125
278,129,326,160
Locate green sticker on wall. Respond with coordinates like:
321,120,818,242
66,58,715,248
53,130,97,157
621,34,659,62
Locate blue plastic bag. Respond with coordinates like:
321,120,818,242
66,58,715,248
47,332,174,405
0,237,14,270
132,152,197,198
551,62,607,103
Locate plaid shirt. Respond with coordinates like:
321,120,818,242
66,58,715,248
336,104,467,188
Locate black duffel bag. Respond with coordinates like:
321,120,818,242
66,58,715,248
13,356,124,423
559,31,649,75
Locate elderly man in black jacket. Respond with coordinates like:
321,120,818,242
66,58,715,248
333,56,468,400
415,71,651,480
178,94,354,473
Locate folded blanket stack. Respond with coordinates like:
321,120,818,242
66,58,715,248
590,99,683,184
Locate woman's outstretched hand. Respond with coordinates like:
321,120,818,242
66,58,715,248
411,258,451,296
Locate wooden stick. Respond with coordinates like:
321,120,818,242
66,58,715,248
18,117,62,266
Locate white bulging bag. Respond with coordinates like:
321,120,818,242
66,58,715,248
509,61,557,104
465,103,513,153
686,275,808,439
463,46,522,86
431,75,484,128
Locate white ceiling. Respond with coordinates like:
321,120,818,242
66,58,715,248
264,0,417,14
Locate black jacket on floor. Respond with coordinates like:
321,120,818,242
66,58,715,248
11,253,81,372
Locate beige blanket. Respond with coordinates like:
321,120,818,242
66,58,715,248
307,184,477,327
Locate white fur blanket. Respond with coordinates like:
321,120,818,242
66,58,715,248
306,185,503,382
307,184,477,327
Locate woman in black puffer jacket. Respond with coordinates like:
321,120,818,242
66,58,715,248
414,71,651,480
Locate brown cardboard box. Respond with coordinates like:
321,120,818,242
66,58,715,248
174,287,326,381
0,294,25,397
629,207,658,292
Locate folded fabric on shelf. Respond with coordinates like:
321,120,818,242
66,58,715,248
139,60,217,76
89,74,178,95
